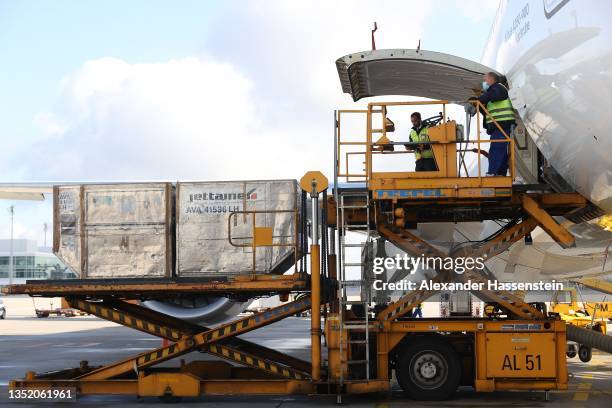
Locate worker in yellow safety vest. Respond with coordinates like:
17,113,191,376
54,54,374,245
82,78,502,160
477,72,515,176
406,112,437,171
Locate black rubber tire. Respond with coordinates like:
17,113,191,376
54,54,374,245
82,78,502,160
395,337,461,400
566,344,577,358
578,345,592,362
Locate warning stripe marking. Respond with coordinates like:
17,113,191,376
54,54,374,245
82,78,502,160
379,219,542,321
132,296,311,371
70,300,182,340
71,296,312,380
206,344,306,380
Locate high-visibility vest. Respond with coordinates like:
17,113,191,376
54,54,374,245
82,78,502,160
485,84,515,124
409,126,433,160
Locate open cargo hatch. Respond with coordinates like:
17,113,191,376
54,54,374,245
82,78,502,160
336,49,497,101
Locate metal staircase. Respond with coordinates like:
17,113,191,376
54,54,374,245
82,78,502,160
336,191,374,388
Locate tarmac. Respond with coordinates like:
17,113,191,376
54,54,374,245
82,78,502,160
1,295,611,407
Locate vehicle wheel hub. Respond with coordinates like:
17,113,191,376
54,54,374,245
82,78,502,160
410,350,448,389
420,361,437,379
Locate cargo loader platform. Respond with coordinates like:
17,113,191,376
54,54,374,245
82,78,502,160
1,273,310,298
332,100,588,248
330,187,586,229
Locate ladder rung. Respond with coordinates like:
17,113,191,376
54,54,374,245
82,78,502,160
342,243,366,247
342,300,368,305
340,205,369,209
340,279,363,285
343,324,377,329
343,263,364,267
343,224,369,228
348,340,368,344
347,360,369,364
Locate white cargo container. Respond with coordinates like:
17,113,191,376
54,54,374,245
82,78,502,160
53,183,173,278
176,180,299,277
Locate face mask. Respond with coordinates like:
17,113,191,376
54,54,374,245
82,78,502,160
482,81,490,91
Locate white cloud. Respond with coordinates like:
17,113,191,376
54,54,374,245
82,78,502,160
206,0,432,108
12,0,499,184
10,53,345,192
455,0,500,23
19,57,267,180
33,112,66,138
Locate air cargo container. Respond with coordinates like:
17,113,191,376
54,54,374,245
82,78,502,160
176,180,299,277
53,180,300,280
53,183,173,278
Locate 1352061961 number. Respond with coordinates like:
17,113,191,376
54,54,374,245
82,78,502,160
8,388,76,401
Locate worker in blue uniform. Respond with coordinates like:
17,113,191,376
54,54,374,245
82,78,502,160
477,72,515,176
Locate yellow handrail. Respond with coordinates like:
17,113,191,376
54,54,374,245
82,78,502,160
228,209,299,275
335,100,516,186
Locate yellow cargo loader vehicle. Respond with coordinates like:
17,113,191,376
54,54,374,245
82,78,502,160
3,51,612,403
551,287,612,321
551,287,609,362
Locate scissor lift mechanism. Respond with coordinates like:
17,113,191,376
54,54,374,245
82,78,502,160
2,99,591,401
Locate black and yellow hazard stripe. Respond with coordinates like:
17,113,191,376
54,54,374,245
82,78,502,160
377,225,446,320
475,219,536,260
378,218,544,321
196,296,312,344
139,342,180,364
76,295,313,381
465,270,541,319
132,296,312,371
380,277,448,321
377,224,451,321
398,232,443,258
69,299,182,341
206,343,309,380
458,218,544,319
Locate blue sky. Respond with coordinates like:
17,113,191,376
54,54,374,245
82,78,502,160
0,1,222,145
0,0,499,243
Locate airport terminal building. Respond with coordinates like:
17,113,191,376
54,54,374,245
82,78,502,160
0,239,73,285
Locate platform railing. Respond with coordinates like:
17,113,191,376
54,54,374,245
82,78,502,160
335,100,516,186
335,109,369,183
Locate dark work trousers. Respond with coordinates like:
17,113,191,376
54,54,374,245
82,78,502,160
415,157,437,171
487,122,512,175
